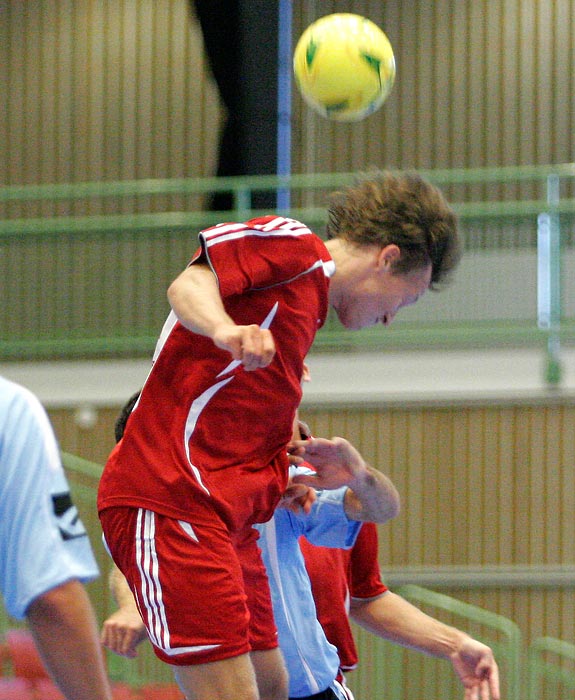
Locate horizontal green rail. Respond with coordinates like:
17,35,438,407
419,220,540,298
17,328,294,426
2,162,575,202
1,166,573,376
61,451,103,479
2,199,575,240
0,320,572,362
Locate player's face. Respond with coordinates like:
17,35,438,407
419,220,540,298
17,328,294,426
336,262,432,330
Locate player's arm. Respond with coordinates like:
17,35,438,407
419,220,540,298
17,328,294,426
290,436,400,523
167,263,275,370
100,565,147,658
350,591,500,700
27,580,113,700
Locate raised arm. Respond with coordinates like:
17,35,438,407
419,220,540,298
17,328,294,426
350,591,500,700
167,263,276,370
290,436,400,523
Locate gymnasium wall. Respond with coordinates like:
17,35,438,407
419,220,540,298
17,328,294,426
1,0,575,195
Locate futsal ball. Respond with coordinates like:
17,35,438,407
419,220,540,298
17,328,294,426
293,13,396,122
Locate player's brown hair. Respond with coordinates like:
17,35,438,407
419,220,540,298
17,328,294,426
325,170,461,288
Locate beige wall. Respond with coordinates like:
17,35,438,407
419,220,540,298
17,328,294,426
1,0,574,199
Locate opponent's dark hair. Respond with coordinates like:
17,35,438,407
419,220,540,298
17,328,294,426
114,390,141,443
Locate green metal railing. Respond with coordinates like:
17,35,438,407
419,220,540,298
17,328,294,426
397,584,522,700
1,165,573,383
528,637,575,698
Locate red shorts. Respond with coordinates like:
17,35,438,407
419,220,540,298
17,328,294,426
100,506,278,666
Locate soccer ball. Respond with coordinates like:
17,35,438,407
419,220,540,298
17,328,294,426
293,13,396,122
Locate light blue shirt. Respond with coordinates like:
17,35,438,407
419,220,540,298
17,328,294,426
0,376,99,619
255,480,361,698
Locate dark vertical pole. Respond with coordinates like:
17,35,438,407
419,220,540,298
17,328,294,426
193,0,279,211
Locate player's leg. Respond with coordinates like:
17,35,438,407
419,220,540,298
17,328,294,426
174,653,260,700
235,526,289,700
250,648,289,700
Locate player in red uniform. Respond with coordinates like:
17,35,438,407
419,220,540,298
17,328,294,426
98,172,460,700
301,524,500,699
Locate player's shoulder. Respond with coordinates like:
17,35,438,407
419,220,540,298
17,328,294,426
198,216,316,247
0,376,39,416
244,215,314,236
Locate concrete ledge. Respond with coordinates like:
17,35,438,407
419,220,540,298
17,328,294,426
1,347,574,409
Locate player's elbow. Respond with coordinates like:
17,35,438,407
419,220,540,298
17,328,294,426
379,489,400,523
373,476,401,523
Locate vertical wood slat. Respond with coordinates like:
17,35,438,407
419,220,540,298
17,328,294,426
0,0,220,200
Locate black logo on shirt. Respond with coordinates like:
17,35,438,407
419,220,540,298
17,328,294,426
52,492,88,541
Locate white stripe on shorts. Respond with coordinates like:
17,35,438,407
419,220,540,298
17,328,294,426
134,508,221,656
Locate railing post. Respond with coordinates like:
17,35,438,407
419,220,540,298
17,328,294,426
233,186,252,221
537,173,562,385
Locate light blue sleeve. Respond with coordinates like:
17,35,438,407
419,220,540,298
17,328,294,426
0,379,99,619
289,486,362,549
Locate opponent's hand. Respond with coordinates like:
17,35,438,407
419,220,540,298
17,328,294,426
450,637,500,700
288,436,367,490
213,323,276,371
101,608,148,658
277,480,317,514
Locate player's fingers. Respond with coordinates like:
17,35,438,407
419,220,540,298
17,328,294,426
120,635,139,658
240,327,275,370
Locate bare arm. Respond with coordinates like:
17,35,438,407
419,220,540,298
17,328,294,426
350,591,500,700
167,263,276,370
26,580,113,700
100,565,147,658
289,436,400,523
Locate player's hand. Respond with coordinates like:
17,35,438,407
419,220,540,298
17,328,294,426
213,323,276,371
101,608,148,658
450,638,500,700
289,436,367,490
277,480,317,514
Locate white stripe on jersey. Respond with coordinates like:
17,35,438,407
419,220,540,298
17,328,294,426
152,309,179,363
203,226,312,248
258,216,311,232
201,217,312,248
216,302,279,377
252,260,329,292
183,302,280,489
184,376,234,495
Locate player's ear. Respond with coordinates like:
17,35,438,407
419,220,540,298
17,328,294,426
377,244,400,270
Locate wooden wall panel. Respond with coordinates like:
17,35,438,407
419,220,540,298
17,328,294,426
3,0,574,199
291,0,575,180
0,0,221,217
